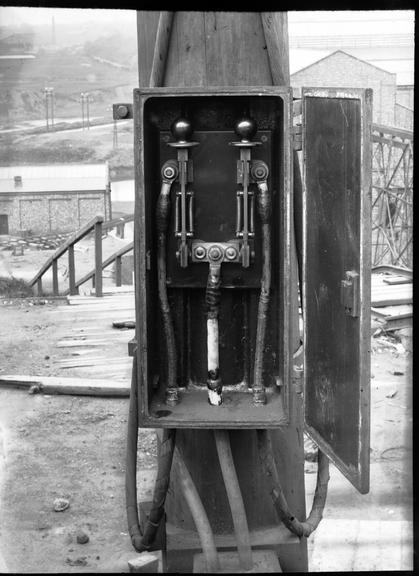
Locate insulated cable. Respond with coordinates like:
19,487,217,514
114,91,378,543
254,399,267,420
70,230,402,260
214,430,253,570
252,162,271,405
126,356,177,552
174,444,221,572
257,429,330,538
157,160,179,406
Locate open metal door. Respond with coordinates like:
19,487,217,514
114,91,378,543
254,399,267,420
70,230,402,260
302,87,372,494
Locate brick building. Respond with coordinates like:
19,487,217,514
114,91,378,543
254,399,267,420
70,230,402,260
291,50,397,126
0,163,111,235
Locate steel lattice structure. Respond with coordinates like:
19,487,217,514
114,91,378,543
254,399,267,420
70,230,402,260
371,123,413,268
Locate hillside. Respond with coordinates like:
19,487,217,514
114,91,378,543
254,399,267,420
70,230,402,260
0,31,138,124
0,24,138,179
0,120,135,180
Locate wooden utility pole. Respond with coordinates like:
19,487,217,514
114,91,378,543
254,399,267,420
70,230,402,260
136,11,307,572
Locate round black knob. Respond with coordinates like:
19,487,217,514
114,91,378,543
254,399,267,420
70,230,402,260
171,117,193,143
234,117,257,143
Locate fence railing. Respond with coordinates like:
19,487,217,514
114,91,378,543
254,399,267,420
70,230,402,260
30,215,104,297
62,241,133,296
29,214,134,297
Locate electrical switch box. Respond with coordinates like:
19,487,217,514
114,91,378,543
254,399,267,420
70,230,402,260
133,87,293,429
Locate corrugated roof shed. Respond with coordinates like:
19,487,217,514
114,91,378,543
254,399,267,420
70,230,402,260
0,163,109,194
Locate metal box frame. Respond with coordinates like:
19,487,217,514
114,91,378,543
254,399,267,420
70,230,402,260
133,86,293,429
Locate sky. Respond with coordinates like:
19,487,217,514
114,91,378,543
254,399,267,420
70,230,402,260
0,7,414,82
0,7,413,28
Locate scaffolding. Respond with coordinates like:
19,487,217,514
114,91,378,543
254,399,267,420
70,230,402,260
371,123,413,269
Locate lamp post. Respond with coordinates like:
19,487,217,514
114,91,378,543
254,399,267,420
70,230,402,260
44,87,54,130
80,92,92,130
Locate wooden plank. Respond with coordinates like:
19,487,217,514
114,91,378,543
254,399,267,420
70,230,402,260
371,288,412,307
69,292,134,300
371,304,412,318
56,340,117,348
136,11,160,86
165,12,206,87
0,375,130,396
372,265,412,278
57,356,130,368
68,298,134,307
71,326,131,332
261,12,290,85
149,11,174,87
52,307,135,315
372,283,412,292
383,277,412,285
90,286,134,295
372,122,413,141
165,521,298,550
204,12,272,86
78,364,132,375
49,304,135,313
51,315,135,323
59,333,132,340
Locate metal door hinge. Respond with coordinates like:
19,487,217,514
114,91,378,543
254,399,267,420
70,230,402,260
341,270,360,317
292,364,304,394
293,125,302,151
293,99,302,117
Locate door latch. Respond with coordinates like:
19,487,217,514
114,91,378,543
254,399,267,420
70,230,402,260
341,270,360,317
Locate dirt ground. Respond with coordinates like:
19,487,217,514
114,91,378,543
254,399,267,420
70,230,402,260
0,246,413,573
0,243,156,573
0,297,157,573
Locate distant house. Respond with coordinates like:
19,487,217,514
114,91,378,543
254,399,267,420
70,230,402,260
0,163,112,235
395,85,414,131
0,31,34,55
291,50,398,127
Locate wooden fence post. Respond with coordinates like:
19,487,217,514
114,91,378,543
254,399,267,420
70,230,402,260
95,220,103,297
115,255,122,287
68,244,77,296
52,259,59,295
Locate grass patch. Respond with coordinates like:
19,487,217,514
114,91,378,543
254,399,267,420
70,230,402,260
0,277,34,298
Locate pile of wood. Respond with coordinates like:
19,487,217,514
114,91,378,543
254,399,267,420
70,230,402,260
371,265,412,332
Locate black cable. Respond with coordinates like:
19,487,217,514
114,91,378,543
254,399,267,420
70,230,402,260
257,429,330,538
125,354,177,552
126,354,143,551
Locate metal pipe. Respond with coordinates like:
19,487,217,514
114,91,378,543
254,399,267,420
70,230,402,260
206,262,222,406
214,430,253,570
157,160,179,406
174,445,221,572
